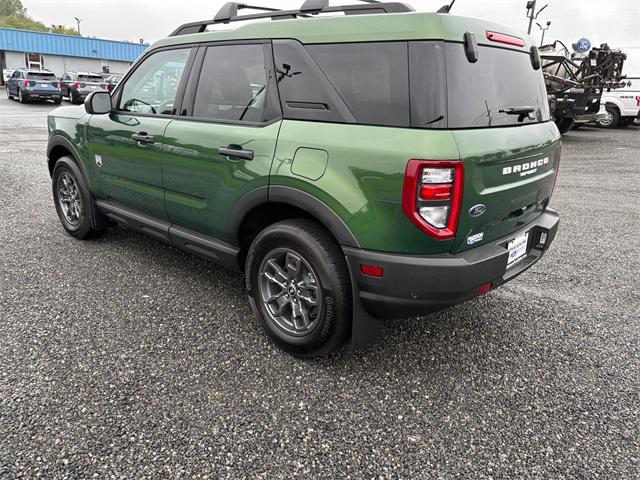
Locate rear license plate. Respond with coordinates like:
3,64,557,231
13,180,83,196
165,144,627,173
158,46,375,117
507,231,529,268
38,83,50,88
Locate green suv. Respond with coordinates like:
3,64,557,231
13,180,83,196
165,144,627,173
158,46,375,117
46,1,561,357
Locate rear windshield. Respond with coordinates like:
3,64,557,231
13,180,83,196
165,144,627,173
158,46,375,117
27,73,56,81
275,40,550,129
79,75,103,83
441,43,550,128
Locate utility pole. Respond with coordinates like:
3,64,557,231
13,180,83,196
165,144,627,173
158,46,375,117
74,17,83,35
537,21,552,46
526,1,548,35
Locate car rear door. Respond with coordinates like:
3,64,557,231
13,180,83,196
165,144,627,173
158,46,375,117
161,41,281,244
87,46,196,220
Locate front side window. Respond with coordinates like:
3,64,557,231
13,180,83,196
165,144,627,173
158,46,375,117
192,44,273,123
119,48,191,115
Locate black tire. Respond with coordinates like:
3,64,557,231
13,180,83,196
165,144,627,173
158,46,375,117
5,87,12,100
555,117,575,134
245,219,352,358
18,89,28,104
54,98,62,105
70,93,80,104
619,117,634,128
52,157,106,240
596,107,620,129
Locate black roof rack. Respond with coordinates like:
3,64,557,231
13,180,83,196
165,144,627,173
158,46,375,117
170,1,414,37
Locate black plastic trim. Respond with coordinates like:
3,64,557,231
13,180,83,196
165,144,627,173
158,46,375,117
343,209,560,319
96,201,241,270
269,186,360,248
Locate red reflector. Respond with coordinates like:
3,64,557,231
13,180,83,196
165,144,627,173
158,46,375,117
479,283,493,294
360,264,384,278
420,184,452,201
486,31,525,47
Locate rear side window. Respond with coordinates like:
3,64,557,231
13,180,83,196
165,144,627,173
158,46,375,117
273,40,354,124
193,44,273,123
307,42,410,127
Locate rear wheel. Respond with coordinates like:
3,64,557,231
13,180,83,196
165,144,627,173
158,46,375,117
18,89,27,104
596,107,620,128
245,219,352,358
70,93,80,104
52,157,106,240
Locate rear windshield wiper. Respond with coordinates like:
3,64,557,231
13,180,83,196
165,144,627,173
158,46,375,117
498,106,537,122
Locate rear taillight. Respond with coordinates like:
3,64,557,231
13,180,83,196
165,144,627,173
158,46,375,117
57,82,62,88
72,82,81,89
103,83,109,90
402,160,464,240
23,80,31,87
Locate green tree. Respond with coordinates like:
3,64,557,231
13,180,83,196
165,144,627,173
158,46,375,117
0,0,25,17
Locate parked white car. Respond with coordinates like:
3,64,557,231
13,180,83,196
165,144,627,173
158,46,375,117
596,76,640,128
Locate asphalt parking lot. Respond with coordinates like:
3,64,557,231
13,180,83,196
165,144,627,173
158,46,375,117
0,90,638,479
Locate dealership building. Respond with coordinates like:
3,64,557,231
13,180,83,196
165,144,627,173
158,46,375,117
0,27,148,84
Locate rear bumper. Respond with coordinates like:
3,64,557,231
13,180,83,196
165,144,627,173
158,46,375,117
344,209,560,319
23,90,62,100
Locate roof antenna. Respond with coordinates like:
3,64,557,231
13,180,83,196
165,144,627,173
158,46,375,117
437,0,456,14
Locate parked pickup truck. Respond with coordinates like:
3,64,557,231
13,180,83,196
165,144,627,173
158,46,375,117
596,76,640,128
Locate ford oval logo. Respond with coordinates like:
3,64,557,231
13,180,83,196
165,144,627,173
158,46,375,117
469,204,487,217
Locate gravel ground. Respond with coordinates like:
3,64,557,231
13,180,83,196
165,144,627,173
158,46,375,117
0,91,638,479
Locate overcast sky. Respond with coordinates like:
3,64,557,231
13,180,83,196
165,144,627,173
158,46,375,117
21,0,640,70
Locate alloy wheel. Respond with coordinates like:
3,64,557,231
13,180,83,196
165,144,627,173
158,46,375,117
599,111,614,127
258,248,323,337
57,172,82,226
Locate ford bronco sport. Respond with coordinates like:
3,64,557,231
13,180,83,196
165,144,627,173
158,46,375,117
46,1,561,357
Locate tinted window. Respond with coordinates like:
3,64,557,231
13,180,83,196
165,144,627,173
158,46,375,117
307,42,410,127
79,75,104,83
193,44,273,123
445,44,550,128
409,42,447,128
27,72,57,81
273,40,354,123
119,48,191,115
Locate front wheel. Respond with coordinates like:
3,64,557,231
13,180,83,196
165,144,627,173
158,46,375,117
245,219,352,358
5,87,12,100
52,157,105,240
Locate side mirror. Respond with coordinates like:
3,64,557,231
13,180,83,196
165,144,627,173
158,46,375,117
84,91,112,115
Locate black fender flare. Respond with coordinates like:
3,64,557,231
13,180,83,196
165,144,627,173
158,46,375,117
227,185,361,249
47,135,91,188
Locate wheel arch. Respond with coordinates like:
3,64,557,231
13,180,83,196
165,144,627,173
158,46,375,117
229,186,360,266
47,136,90,186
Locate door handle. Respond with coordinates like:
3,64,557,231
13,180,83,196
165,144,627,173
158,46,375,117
131,132,155,144
218,146,254,161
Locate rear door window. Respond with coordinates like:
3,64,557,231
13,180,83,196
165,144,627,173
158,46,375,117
307,42,410,127
192,44,274,123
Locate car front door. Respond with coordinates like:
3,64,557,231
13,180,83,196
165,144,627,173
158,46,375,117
87,47,195,220
161,42,281,243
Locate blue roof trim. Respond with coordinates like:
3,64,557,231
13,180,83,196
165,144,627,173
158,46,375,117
0,28,148,62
